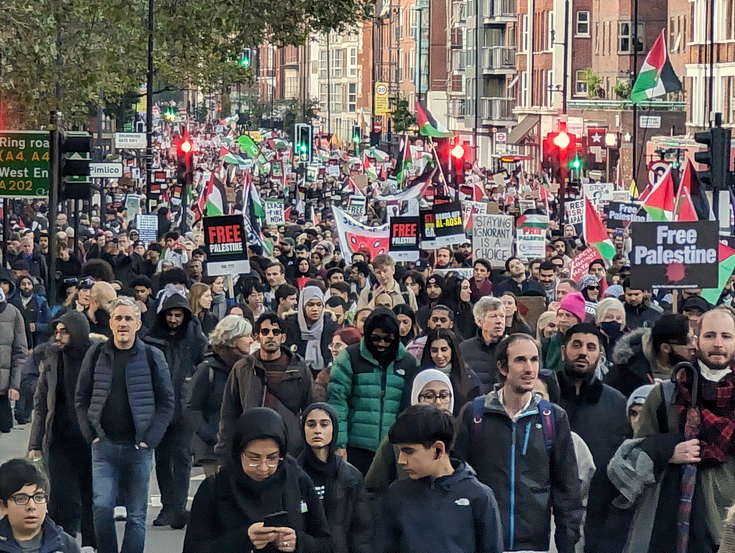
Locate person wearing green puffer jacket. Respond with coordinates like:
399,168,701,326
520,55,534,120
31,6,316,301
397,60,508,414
328,307,417,476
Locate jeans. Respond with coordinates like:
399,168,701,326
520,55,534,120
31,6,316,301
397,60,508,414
92,439,153,553
154,420,193,512
48,441,96,548
14,374,38,423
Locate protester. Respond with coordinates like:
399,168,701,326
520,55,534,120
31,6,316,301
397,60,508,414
0,288,27,433
283,286,337,375
460,297,506,392
189,282,218,335
501,292,533,335
314,327,361,402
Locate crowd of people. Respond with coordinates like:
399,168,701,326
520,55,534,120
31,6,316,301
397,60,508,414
1,123,735,553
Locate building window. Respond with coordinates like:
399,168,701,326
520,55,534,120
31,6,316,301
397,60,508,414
521,71,528,107
618,21,644,53
320,84,328,109
521,14,529,52
332,50,343,78
575,70,588,96
547,70,554,106
330,84,343,112
548,11,555,50
319,50,327,79
349,48,357,76
348,83,357,112
576,11,590,36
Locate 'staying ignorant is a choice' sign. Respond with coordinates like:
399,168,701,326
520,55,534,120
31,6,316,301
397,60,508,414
629,221,718,289
472,214,514,268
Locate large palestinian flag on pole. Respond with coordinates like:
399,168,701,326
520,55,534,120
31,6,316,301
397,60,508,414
631,29,682,104
416,101,453,138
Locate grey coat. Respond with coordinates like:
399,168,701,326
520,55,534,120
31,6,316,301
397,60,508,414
0,303,28,394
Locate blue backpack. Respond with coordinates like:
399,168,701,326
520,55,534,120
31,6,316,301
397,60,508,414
470,395,556,454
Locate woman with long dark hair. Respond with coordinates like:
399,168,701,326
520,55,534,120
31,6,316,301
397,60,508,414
402,271,429,309
417,328,482,415
437,276,476,339
392,304,418,346
501,292,533,336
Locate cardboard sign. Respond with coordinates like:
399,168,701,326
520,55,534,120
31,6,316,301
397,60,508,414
516,226,546,260
204,215,250,276
472,214,514,268
347,196,366,220
419,209,437,249
611,190,630,202
607,202,646,228
565,200,585,226
584,182,614,203
519,199,536,214
326,165,341,178
264,199,285,226
568,246,602,282
433,200,466,247
389,216,420,262
629,221,718,289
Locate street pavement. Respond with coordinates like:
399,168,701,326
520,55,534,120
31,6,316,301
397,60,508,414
1,422,205,553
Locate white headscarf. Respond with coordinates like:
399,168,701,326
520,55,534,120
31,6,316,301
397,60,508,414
298,286,325,371
410,368,455,413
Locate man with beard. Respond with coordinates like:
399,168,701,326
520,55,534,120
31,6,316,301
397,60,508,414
494,257,545,297
615,307,735,553
349,261,371,299
278,237,297,280
557,323,629,553
86,282,117,338
538,261,559,304
608,314,694,397
216,313,314,460
27,311,102,549
433,247,453,270
416,274,445,330
143,292,207,529
328,307,417,475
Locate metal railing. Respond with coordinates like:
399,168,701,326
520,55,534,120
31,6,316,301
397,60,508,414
481,97,516,121
482,46,515,71
482,0,516,20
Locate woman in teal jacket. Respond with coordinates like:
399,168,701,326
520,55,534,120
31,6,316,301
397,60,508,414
327,307,417,475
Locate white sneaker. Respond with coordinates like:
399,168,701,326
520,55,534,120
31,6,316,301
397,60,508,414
114,506,127,521
80,547,96,553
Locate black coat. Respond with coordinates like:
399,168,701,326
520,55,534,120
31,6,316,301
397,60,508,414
459,333,505,394
183,459,330,553
296,454,372,553
185,353,231,463
624,302,662,330
557,372,631,553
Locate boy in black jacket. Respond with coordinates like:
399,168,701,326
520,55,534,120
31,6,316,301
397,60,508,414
378,404,503,553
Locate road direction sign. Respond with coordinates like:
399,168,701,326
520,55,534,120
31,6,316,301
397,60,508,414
90,162,124,178
0,131,50,197
115,132,147,149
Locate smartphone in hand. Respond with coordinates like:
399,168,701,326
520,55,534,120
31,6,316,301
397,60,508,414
262,511,289,528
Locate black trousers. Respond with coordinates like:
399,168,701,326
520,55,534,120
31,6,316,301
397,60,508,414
154,420,194,511
347,446,376,476
0,395,13,432
48,441,97,548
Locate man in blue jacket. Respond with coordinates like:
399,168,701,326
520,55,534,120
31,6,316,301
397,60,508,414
75,296,174,553
378,404,503,553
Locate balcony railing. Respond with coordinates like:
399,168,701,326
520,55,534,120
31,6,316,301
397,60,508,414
481,97,516,123
482,46,515,73
482,0,516,21
452,51,467,71
448,99,467,118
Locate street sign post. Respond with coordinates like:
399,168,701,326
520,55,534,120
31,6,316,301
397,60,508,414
0,131,50,197
90,162,124,178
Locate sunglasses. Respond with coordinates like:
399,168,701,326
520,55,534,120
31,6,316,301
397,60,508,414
587,285,600,290
259,328,283,336
369,334,395,344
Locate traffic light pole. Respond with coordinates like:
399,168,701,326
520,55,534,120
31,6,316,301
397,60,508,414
48,111,61,307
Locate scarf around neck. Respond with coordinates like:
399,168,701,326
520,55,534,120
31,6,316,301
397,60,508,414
298,286,325,371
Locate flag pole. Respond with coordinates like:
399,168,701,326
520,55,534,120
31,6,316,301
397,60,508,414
428,136,449,196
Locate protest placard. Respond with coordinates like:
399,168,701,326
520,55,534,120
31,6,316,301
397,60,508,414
433,200,466,247
264,199,285,226
389,216,420,262
472,214,514,268
204,215,250,276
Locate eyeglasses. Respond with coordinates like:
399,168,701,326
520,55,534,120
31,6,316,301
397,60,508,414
259,328,283,336
54,329,69,336
369,334,395,344
9,493,49,506
419,391,453,403
587,285,600,290
243,455,282,468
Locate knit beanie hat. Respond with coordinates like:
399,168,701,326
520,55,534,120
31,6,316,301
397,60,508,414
559,292,587,323
605,284,624,299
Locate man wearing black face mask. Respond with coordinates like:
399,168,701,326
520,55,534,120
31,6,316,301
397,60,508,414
557,323,629,553
327,308,419,475
608,314,694,397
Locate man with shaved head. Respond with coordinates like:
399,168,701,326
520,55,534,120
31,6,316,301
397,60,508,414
87,282,117,337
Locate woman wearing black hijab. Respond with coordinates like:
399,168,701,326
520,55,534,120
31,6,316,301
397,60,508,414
183,408,330,553
297,403,372,553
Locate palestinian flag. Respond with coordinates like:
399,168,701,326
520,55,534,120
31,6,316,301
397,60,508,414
198,172,226,216
243,172,265,220
516,213,548,228
583,198,615,261
701,243,735,304
642,165,675,221
416,101,453,138
395,137,412,186
631,30,682,105
673,159,699,222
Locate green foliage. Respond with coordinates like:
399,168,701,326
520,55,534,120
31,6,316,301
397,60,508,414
0,0,373,128
614,80,631,99
580,68,602,99
390,95,416,134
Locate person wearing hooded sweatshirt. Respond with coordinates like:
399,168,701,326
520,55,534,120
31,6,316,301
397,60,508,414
26,311,104,549
297,403,372,553
327,307,418,475
283,286,337,376
0,459,81,553
185,316,254,477
216,313,315,461
183,408,330,553
143,291,208,529
378,404,504,553
0,287,28,433
365,369,454,514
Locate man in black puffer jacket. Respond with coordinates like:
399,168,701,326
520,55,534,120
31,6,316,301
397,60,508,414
144,292,207,529
75,296,174,553
459,297,507,393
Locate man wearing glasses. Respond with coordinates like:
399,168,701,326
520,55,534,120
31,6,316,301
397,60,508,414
217,313,314,460
328,307,418,475
0,459,80,553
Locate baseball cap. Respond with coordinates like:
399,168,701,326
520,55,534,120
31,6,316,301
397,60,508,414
415,259,430,271
281,237,296,247
78,276,96,290
681,296,711,314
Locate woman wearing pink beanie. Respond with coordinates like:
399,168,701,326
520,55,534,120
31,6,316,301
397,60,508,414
543,292,587,372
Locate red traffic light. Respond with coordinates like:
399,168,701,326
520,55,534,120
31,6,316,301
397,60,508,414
552,131,571,150
180,139,192,154
451,144,465,159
